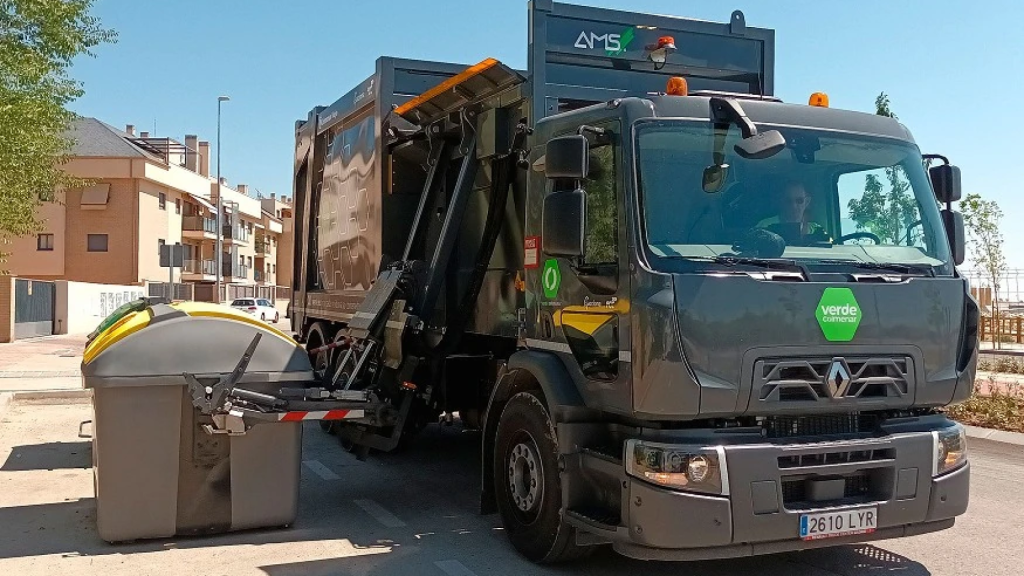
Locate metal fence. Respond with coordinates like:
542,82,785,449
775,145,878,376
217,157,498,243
147,282,194,302
962,268,1024,311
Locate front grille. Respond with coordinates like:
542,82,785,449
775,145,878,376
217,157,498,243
777,448,895,469
755,356,911,404
762,414,880,439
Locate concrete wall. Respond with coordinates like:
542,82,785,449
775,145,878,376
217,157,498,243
55,280,146,335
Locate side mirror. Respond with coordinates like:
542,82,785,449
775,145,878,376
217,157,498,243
542,188,586,258
544,135,589,179
930,164,962,203
942,209,966,266
734,129,787,160
702,164,730,193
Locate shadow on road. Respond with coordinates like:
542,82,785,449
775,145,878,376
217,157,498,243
0,422,933,575
1,441,91,471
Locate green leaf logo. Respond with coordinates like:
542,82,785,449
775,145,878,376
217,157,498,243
607,27,635,56
815,288,863,342
542,259,561,299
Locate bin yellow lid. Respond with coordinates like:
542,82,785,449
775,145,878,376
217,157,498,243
83,301,295,365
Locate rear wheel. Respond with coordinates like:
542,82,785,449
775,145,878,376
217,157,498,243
274,312,280,323
261,313,266,321
494,391,591,563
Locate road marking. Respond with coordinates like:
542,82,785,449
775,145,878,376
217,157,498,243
434,560,478,576
302,459,340,481
353,498,406,528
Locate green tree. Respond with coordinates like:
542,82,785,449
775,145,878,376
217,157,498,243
961,193,1007,347
0,0,115,253
847,93,919,245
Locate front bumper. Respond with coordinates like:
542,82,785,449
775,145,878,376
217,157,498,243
612,432,969,560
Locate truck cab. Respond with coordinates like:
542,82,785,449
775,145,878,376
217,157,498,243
508,91,976,560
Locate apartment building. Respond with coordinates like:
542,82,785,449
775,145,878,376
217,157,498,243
260,194,294,291
5,117,290,302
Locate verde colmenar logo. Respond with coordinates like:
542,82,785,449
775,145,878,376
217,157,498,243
542,259,561,299
574,27,635,56
815,288,862,342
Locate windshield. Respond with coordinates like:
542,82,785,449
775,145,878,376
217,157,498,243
635,120,952,273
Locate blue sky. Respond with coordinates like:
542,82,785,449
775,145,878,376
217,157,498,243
69,0,1024,267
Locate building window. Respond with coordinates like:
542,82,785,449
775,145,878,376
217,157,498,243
272,264,276,273
37,234,54,251
87,234,108,252
175,198,181,214
158,192,167,210
158,238,165,255
247,256,252,267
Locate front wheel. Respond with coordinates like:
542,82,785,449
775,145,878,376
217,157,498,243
494,391,591,563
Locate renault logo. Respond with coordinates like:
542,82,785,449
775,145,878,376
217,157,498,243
825,359,852,398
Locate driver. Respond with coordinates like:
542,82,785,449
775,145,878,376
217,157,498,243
756,181,830,242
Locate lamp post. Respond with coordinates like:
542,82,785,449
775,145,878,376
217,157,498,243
215,95,230,303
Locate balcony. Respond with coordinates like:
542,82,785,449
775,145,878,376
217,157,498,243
182,216,217,239
254,269,266,282
182,259,217,280
223,262,249,280
254,237,271,255
223,225,250,245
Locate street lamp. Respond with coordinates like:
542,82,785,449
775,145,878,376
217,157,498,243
215,95,230,303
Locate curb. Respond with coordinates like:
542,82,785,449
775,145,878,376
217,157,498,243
964,424,1024,447
10,389,92,404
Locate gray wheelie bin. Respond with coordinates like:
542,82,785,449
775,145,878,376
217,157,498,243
82,301,314,543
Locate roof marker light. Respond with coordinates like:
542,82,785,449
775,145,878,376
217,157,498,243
809,92,830,108
666,76,688,97
646,36,676,70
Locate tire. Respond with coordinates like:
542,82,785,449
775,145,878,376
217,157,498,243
319,420,337,434
494,391,591,563
274,313,280,323
261,313,266,321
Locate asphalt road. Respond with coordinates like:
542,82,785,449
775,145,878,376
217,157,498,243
0,398,1020,576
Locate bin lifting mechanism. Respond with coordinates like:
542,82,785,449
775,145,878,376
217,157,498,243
184,332,370,436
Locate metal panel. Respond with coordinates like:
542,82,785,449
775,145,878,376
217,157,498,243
14,279,54,339
528,0,775,121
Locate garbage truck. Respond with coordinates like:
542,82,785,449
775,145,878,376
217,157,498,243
281,0,978,563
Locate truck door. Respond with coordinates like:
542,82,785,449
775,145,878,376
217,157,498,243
531,123,631,411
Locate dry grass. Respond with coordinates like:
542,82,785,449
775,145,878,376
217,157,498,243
978,355,1024,375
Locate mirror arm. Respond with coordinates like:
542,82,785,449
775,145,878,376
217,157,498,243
710,97,758,138
922,153,950,166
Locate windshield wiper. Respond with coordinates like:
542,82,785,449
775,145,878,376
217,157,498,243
816,260,936,277
684,255,810,280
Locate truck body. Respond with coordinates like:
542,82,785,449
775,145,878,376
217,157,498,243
288,0,976,562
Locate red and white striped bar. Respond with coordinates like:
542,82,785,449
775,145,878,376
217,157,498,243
278,409,365,422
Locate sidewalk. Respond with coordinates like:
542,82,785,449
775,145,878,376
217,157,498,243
0,335,85,395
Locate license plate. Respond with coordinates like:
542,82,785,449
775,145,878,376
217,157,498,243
799,507,877,540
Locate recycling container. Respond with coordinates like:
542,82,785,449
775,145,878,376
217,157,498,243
82,300,314,542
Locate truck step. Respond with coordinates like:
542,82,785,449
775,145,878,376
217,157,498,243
566,508,621,536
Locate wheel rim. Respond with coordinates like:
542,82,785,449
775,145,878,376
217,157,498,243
507,435,543,515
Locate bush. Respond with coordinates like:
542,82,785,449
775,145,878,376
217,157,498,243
946,389,1024,433
978,355,1024,374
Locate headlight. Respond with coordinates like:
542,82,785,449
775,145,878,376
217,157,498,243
932,424,968,476
624,440,729,495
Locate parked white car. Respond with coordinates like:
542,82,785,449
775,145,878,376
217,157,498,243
230,298,279,323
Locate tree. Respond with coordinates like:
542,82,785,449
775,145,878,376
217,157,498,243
961,193,1007,347
847,93,919,245
0,0,115,254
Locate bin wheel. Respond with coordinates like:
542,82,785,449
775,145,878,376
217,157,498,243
494,391,592,563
